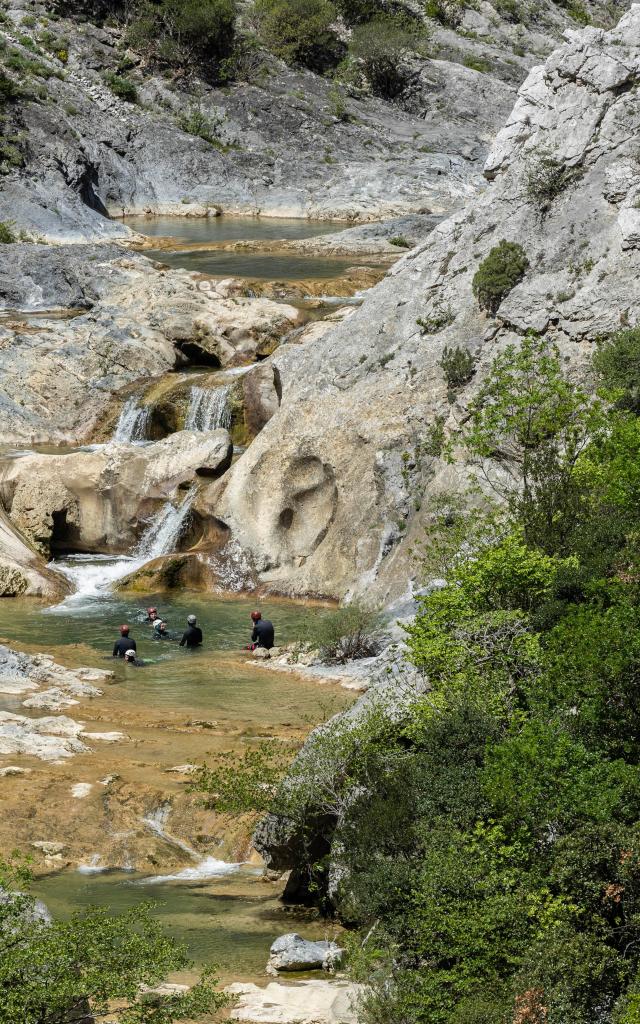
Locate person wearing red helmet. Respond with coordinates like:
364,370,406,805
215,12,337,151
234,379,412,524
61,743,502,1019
146,607,159,623
248,610,275,651
113,624,137,659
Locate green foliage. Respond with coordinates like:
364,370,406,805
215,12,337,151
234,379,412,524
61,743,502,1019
389,235,410,247
193,739,297,814
472,238,529,314
126,0,236,73
463,54,492,72
0,220,16,242
300,602,383,663
0,857,225,1023
439,344,475,396
416,305,455,334
525,149,583,213
253,0,343,71
594,327,640,414
464,332,599,551
424,0,467,27
178,106,224,146
349,15,430,98
104,71,138,102
333,0,379,23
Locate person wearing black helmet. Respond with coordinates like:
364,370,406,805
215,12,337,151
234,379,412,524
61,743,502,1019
248,610,274,650
113,624,137,658
179,614,203,648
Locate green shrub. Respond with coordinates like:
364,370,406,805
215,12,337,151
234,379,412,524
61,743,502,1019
333,0,379,23
463,54,492,72
126,0,236,72
0,220,16,243
349,15,430,99
525,149,583,212
594,328,640,414
301,603,383,663
0,70,21,105
389,235,410,248
472,239,529,314
424,0,467,28
416,306,455,334
178,107,224,145
104,71,137,102
253,0,343,71
439,344,476,395
218,34,266,83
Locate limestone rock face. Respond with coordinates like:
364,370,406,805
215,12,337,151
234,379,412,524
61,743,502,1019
0,247,299,444
0,508,65,598
0,431,232,554
218,9,640,601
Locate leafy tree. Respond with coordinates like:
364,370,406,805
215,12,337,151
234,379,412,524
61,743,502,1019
348,15,430,98
0,858,225,1024
464,332,599,552
594,327,640,415
126,0,237,73
252,0,344,71
472,239,529,314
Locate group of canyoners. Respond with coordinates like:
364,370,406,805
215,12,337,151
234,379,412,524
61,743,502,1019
111,608,275,665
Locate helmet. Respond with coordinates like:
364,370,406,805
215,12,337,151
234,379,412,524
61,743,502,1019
120,625,130,635
124,648,136,661
187,614,197,626
148,607,157,616
153,619,163,632
250,610,262,622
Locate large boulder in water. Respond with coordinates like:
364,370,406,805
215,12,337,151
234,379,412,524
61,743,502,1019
0,508,67,598
267,933,344,974
0,431,232,556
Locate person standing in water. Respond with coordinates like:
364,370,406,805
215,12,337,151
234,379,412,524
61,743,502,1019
249,610,275,650
113,625,137,658
124,648,144,667
179,614,203,648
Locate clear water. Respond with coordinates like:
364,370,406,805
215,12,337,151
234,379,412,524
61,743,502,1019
31,868,332,977
145,247,365,282
124,215,342,245
185,385,231,432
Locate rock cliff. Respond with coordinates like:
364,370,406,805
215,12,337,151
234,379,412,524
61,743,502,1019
218,6,640,600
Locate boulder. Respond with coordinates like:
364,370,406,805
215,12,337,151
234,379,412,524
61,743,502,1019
226,980,361,1024
267,933,344,974
0,509,66,598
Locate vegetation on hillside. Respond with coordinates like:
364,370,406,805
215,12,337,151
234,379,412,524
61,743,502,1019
195,326,640,1024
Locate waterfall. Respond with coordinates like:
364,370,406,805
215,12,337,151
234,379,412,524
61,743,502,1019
134,487,196,561
113,397,151,443
185,386,231,432
47,488,196,611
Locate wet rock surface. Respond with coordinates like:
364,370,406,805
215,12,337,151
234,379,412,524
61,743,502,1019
267,933,344,974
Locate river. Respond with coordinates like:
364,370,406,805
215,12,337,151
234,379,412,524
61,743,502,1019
0,214,366,988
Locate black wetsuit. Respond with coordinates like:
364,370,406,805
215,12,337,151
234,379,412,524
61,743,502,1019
252,619,275,650
179,625,203,648
113,636,137,658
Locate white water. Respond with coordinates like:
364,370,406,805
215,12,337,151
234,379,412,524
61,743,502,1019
185,386,231,432
48,488,196,611
142,805,200,861
113,397,151,443
77,854,106,875
137,857,242,885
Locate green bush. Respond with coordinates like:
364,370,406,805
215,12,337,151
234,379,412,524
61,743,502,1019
178,107,224,145
416,306,455,334
0,220,16,242
389,235,410,248
349,14,430,98
301,603,383,663
126,0,236,72
472,239,529,314
333,0,379,22
425,0,467,28
439,344,475,395
525,149,583,212
594,328,640,414
253,0,343,71
0,70,21,105
103,71,137,101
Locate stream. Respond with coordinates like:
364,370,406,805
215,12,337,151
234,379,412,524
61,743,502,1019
0,214,361,988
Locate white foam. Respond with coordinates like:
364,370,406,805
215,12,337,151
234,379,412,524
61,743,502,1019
77,853,105,874
137,856,241,885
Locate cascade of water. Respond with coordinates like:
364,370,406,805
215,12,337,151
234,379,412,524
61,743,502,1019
185,386,231,432
134,487,196,561
47,488,196,610
113,397,151,443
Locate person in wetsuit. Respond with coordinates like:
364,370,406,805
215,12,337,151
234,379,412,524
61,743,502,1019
179,614,203,648
153,619,170,639
113,624,137,658
249,610,275,650
124,648,144,667
146,607,159,623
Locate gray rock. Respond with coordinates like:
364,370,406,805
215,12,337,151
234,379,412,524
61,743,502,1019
268,933,344,973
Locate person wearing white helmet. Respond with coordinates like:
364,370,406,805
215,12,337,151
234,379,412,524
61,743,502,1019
179,614,203,648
